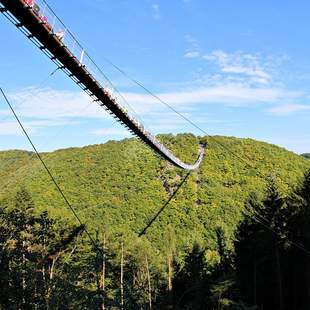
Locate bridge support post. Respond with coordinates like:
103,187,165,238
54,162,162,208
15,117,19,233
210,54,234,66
80,49,85,65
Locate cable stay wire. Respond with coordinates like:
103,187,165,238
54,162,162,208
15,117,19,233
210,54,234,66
0,101,97,191
0,78,105,192
1,0,205,170
83,52,146,126
0,87,102,254
97,56,274,173
2,78,310,290
51,29,310,247
0,0,283,171
32,0,288,177
2,0,309,256
96,60,310,256
0,67,61,176
30,8,143,125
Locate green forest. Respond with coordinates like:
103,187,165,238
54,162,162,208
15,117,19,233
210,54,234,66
0,134,310,309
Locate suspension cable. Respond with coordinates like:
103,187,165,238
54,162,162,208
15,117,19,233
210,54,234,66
95,57,272,172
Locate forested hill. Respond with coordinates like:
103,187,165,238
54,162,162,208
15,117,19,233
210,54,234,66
0,134,308,248
1,134,310,309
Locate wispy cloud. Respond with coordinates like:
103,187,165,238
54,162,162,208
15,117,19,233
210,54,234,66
0,121,29,136
2,73,308,140
203,50,271,85
6,87,108,120
184,51,200,59
151,3,160,20
267,103,310,116
0,87,110,136
184,34,201,59
0,119,74,136
122,85,302,113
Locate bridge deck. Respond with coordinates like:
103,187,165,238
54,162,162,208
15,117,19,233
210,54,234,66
0,0,205,170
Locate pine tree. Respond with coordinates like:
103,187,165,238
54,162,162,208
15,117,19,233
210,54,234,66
285,170,310,309
173,242,210,309
235,179,287,310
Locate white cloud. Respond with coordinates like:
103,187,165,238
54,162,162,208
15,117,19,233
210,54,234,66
9,87,108,120
2,80,306,140
0,119,68,136
203,50,272,85
122,85,302,114
0,87,110,136
184,51,200,59
267,103,310,116
0,121,26,136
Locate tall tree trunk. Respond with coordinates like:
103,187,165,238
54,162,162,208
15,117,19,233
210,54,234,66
168,254,172,292
46,256,58,309
120,241,124,310
167,253,173,309
50,257,56,281
101,234,106,310
42,228,48,310
145,256,152,310
22,240,26,309
43,263,49,310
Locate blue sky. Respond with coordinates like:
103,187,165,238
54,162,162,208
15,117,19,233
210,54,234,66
0,0,309,153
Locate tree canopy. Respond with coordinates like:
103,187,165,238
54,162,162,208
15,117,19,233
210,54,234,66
0,134,309,308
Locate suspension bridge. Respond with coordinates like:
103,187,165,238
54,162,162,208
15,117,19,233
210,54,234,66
2,0,308,270
0,0,205,170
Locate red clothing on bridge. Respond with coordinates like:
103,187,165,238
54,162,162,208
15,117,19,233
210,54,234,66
22,0,33,6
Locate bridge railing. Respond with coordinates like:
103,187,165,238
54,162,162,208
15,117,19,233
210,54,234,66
16,0,203,169
27,1,100,79
31,1,162,142
22,0,136,113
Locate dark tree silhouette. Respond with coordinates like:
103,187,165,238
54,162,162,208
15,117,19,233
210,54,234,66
235,179,286,310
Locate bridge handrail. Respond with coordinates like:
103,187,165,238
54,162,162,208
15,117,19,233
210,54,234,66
0,0,205,170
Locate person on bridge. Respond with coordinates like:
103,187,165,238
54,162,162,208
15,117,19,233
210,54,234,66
22,0,34,7
55,29,65,41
